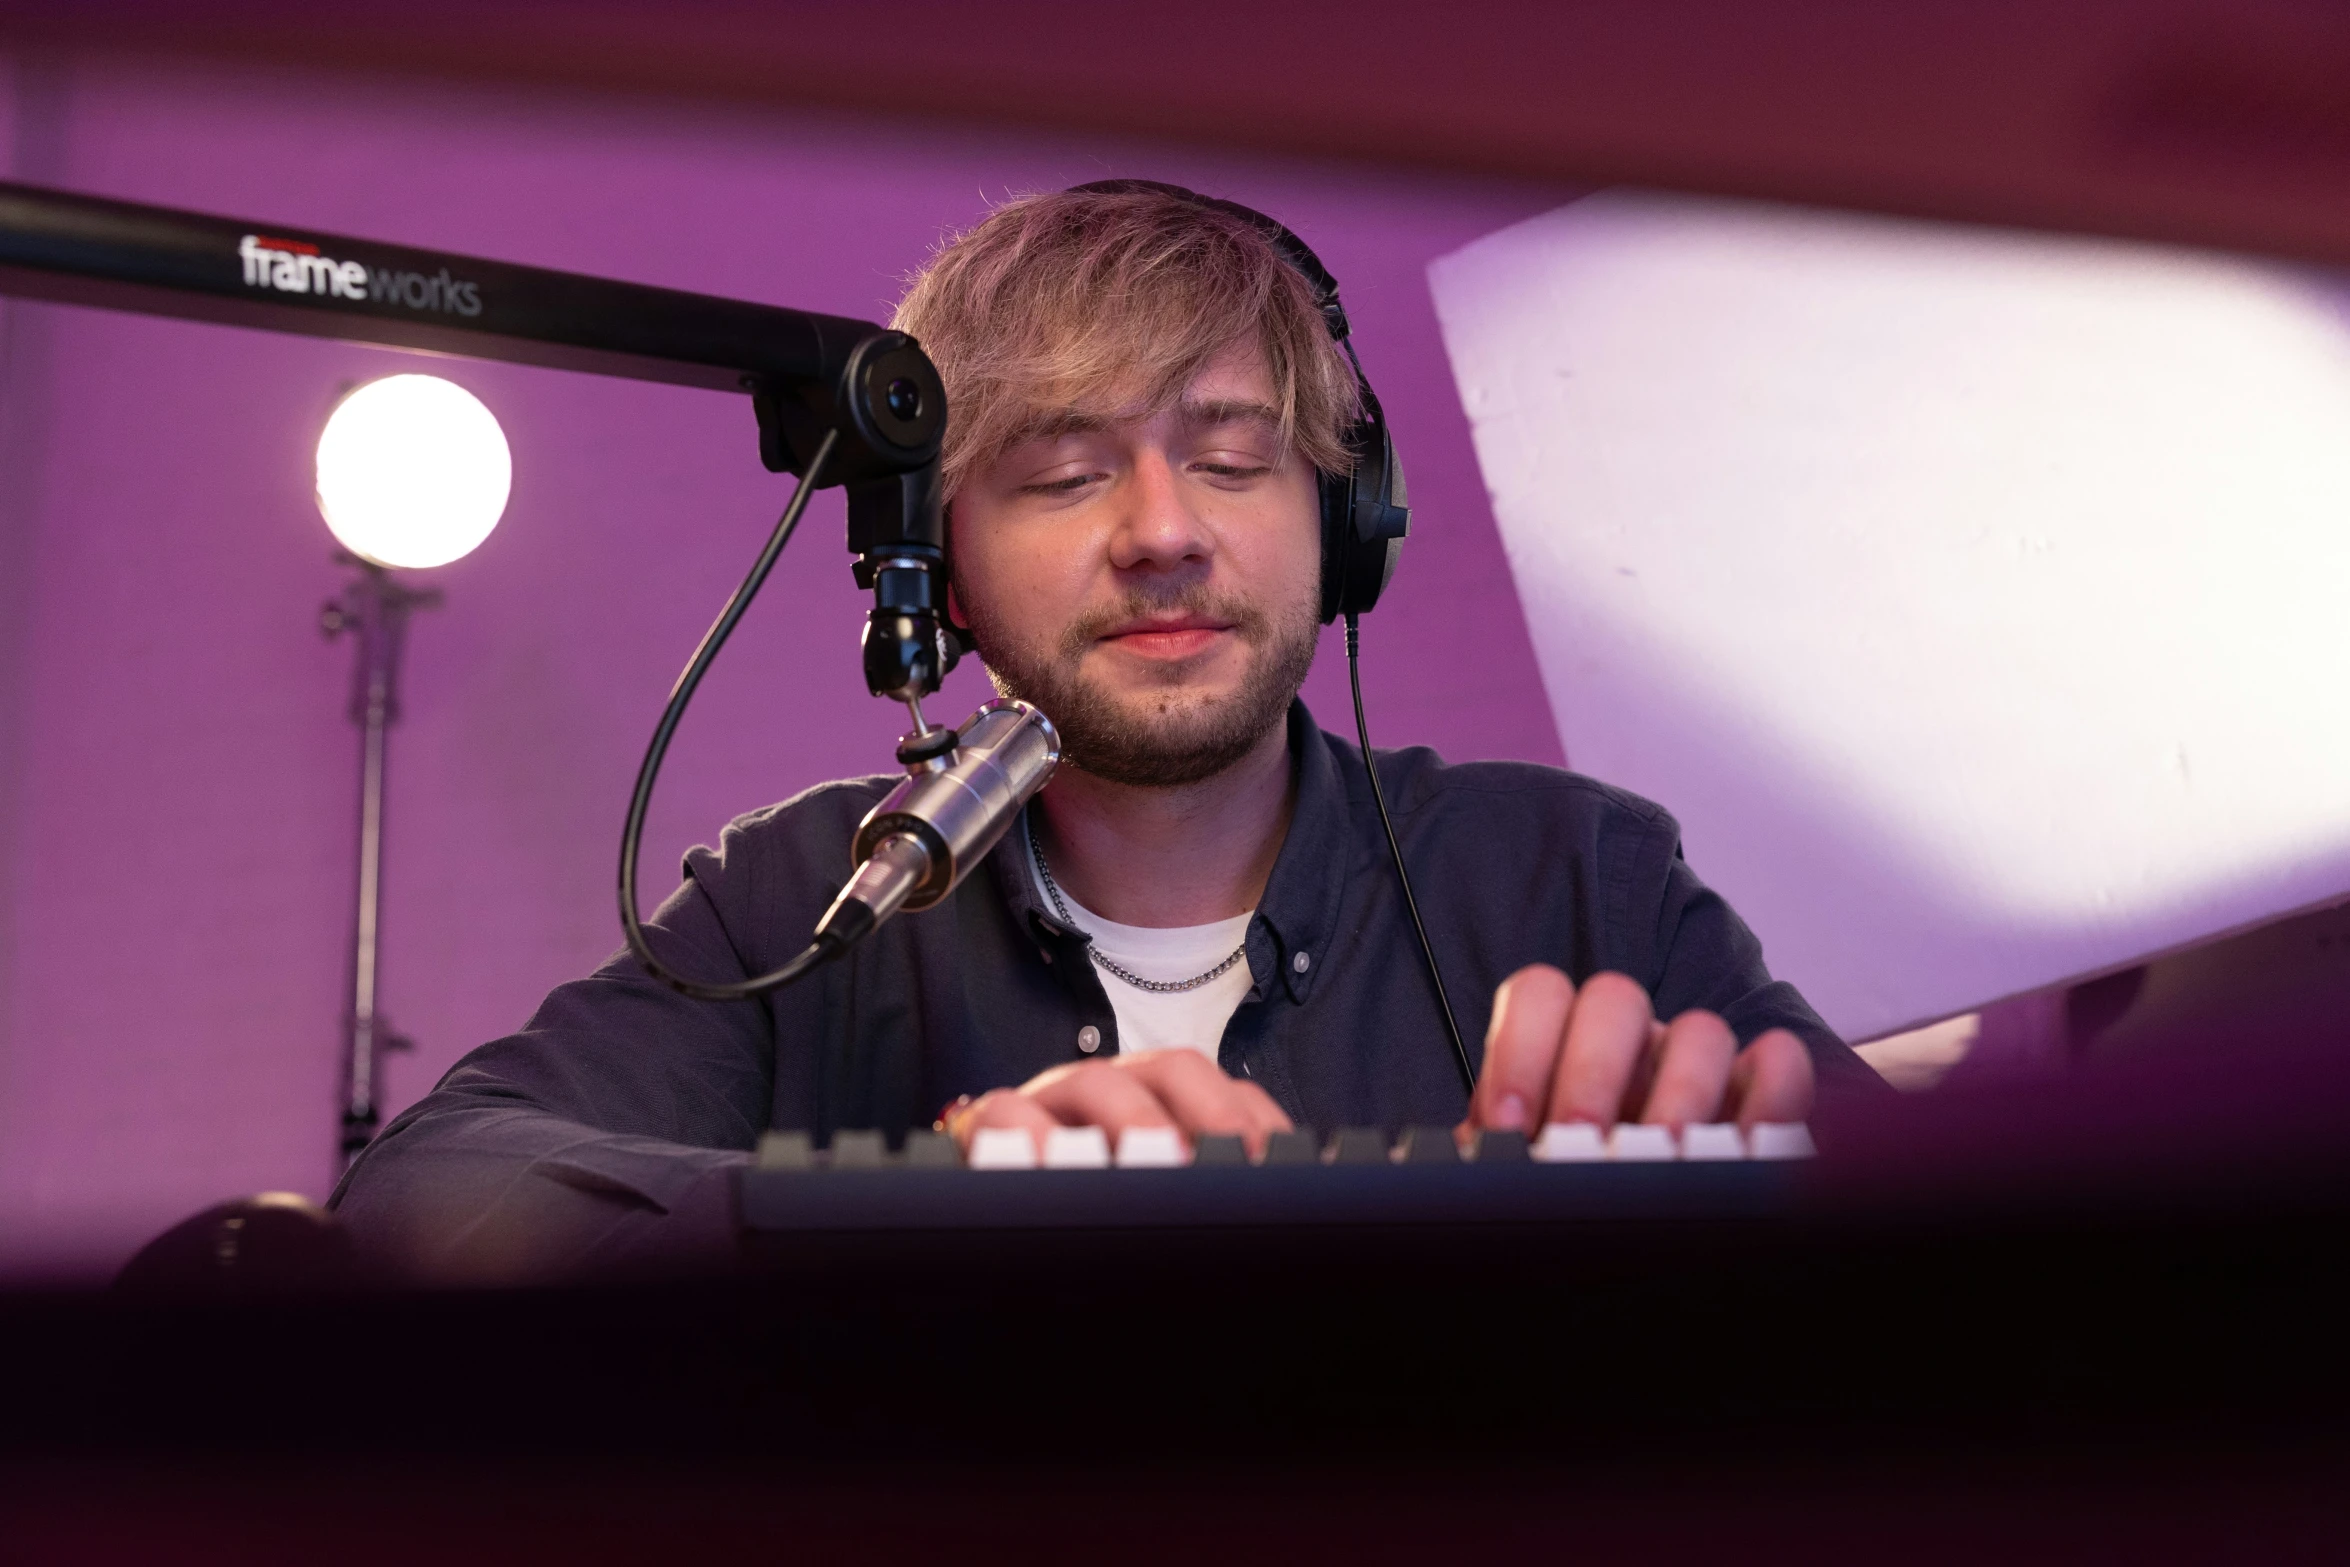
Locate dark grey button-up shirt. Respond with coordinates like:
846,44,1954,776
333,703,1878,1279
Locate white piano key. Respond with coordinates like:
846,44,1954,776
1532,1122,1607,1162
1115,1126,1186,1168
968,1126,1038,1170
1680,1122,1747,1161
1749,1122,1818,1161
1042,1125,1112,1169
1608,1123,1679,1161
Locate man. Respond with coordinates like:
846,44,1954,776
333,184,1880,1281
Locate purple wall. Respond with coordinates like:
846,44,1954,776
0,52,1569,1275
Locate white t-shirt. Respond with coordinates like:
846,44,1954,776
1025,825,1254,1064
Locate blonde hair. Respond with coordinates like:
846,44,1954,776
891,186,1361,499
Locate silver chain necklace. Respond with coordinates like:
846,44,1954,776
1027,815,1249,994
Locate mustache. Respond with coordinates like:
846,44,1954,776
1058,585,1271,660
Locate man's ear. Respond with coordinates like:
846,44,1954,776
944,581,977,655
942,497,979,654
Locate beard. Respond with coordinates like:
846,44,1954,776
964,580,1320,788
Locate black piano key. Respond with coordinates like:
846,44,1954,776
755,1130,813,1171
1397,1125,1460,1163
903,1130,960,1169
829,1129,889,1168
1470,1128,1531,1163
1326,1127,1388,1164
1193,1134,1249,1167
1262,1129,1320,1165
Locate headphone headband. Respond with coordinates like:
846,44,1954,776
1061,178,1352,342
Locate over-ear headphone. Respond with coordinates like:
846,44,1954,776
1063,180,1410,623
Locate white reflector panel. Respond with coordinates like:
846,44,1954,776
1431,192,2350,1041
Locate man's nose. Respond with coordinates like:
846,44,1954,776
1107,448,1211,576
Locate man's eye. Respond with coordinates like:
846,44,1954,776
1022,473,1099,495
1195,461,1274,480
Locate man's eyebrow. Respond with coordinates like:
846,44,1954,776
995,399,1284,454
1000,409,1115,448
1178,398,1284,432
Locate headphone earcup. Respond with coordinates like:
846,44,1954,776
1317,464,1353,623
1319,421,1410,622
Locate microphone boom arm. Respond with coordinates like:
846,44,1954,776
1,177,979,1000
0,177,957,707
4,179,882,407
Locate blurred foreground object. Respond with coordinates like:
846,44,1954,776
56,1022,2350,1463
13,1,2350,272
113,1193,351,1297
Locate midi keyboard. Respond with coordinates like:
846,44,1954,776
738,1121,1815,1234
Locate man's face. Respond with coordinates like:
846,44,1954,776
949,344,1324,787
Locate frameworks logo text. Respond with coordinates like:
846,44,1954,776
238,234,483,317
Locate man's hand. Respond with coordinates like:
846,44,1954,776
947,1048,1293,1160
1466,966,1813,1137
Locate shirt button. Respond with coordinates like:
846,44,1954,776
1077,1025,1101,1054
1292,951,1312,974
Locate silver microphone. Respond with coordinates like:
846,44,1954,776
813,699,1061,946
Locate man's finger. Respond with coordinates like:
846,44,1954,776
950,1088,1060,1157
1117,1049,1293,1157
1468,965,1575,1132
1544,971,1654,1127
1724,1029,1816,1128
1023,1058,1183,1147
1637,1009,1737,1128
1619,1019,1668,1126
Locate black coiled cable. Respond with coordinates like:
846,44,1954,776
616,430,846,1001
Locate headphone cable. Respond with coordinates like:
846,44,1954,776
1346,612,1476,1095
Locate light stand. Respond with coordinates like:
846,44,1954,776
311,371,509,1168
320,553,439,1166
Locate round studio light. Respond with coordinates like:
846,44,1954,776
315,374,512,569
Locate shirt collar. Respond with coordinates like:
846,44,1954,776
1248,700,1350,1004
985,806,1081,954
984,700,1349,1008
